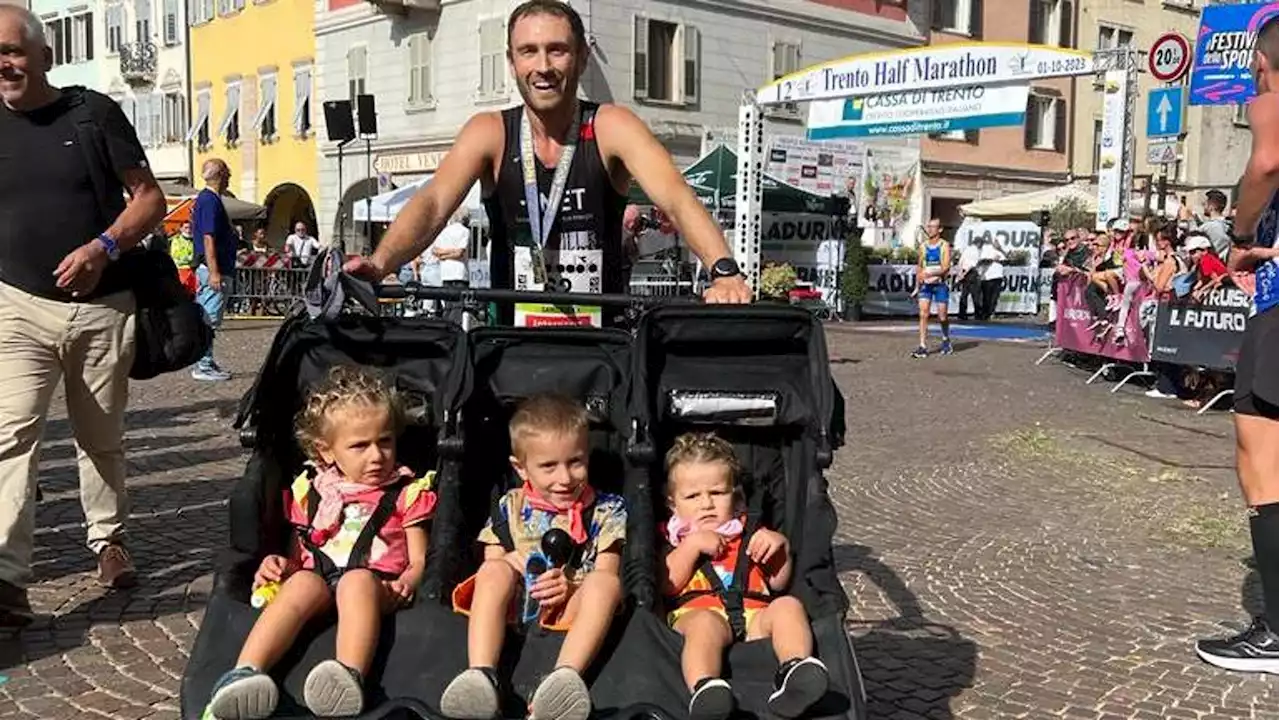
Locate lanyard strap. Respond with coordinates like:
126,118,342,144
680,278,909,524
520,104,581,250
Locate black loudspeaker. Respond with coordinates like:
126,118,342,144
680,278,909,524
323,100,356,143
357,94,377,136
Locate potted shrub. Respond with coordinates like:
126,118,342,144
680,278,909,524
842,239,869,321
760,262,799,302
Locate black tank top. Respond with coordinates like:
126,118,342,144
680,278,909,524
483,102,627,312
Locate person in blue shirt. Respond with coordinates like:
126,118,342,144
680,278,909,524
190,158,239,381
911,219,953,358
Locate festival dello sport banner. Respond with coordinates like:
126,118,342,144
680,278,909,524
1190,2,1280,105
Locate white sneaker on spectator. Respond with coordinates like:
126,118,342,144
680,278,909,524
1145,389,1177,399
192,364,231,382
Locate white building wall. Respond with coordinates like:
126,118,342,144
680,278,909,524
315,0,921,245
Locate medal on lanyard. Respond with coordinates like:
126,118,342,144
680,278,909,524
520,104,580,290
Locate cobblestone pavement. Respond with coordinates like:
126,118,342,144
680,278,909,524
0,319,1276,719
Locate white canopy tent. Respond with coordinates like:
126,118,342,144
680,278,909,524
351,177,483,223
959,184,1097,219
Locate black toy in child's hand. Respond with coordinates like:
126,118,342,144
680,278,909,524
521,528,578,624
541,528,575,568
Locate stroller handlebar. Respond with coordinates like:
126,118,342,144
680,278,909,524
378,282,700,309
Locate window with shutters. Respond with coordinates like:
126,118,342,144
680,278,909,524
1097,24,1134,50
135,0,151,43
163,0,178,45
187,89,211,147
219,81,241,144
163,92,185,143
347,46,367,101
1024,94,1066,152
106,5,124,52
253,74,277,140
194,0,213,24
120,96,136,131
767,40,802,119
1029,0,1071,47
47,18,65,66
135,93,157,147
477,18,506,98
408,33,434,108
632,17,699,106
292,65,312,136
932,0,978,36
73,13,93,62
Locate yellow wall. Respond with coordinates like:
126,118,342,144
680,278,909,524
190,0,316,239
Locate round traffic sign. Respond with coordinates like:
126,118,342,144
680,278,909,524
1149,32,1191,82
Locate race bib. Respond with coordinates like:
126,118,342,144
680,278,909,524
514,303,602,328
513,246,545,292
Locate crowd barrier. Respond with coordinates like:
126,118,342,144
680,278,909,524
224,261,698,318
1038,274,1249,414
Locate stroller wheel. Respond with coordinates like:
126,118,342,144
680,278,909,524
529,667,591,720
440,668,501,719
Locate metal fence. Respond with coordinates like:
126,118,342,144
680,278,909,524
225,266,699,318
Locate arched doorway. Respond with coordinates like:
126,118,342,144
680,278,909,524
262,183,318,249
334,179,379,255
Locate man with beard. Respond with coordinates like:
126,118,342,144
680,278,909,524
344,0,751,322
1197,14,1279,675
0,6,166,626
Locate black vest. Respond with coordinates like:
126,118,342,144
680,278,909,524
483,102,627,321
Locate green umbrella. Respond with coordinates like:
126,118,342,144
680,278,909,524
626,145,837,215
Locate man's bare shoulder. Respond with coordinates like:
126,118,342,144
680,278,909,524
594,103,649,134
456,111,506,149
1247,92,1278,132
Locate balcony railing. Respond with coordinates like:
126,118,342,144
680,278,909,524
120,42,157,85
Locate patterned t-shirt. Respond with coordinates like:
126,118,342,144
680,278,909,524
286,470,437,576
478,486,627,583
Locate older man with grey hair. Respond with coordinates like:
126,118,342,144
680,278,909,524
0,4,166,626
190,157,238,381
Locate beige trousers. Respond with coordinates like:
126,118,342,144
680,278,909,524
0,280,136,589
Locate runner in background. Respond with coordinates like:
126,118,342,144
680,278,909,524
1197,15,1279,675
911,219,953,358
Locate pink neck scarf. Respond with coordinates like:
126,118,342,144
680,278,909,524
522,481,596,544
665,514,744,549
308,464,412,546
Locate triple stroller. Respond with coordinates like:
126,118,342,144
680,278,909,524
180,280,864,720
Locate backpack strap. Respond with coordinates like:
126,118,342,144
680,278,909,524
346,478,409,569
63,87,126,229
489,500,516,553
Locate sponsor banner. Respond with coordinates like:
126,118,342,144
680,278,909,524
807,82,1029,140
762,213,844,304
954,219,1043,251
1189,2,1279,106
1039,268,1054,308
766,135,866,198
1096,70,1128,230
1053,275,1152,362
514,303,602,328
1150,287,1249,370
757,44,1094,104
862,264,1042,316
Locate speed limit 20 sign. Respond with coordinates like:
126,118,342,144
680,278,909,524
1149,32,1191,83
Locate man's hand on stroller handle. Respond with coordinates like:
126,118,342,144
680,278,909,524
253,554,294,589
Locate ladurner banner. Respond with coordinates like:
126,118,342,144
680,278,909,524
757,44,1096,104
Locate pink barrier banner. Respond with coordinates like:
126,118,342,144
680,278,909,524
1054,275,1152,362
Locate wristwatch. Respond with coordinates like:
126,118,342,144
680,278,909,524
96,233,121,261
709,257,742,280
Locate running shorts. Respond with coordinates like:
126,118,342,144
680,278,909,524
1234,306,1278,419
918,281,949,306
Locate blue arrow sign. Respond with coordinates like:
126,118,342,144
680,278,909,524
1146,87,1185,138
